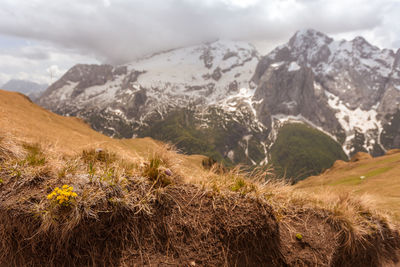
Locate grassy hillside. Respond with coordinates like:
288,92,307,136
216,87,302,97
1,90,400,265
270,123,348,183
296,150,400,221
0,90,206,182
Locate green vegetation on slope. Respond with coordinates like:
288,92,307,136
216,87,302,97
139,107,266,166
270,123,348,183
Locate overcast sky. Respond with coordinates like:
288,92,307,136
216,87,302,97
0,0,399,86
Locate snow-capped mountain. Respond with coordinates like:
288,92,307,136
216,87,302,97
38,30,400,165
40,40,260,129
254,29,400,155
38,40,268,165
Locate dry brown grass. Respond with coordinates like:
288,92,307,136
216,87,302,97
1,89,400,265
0,89,206,179
0,130,400,266
190,164,400,265
0,135,285,266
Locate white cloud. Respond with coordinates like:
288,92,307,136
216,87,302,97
103,0,111,7
0,37,98,85
0,0,398,85
0,0,398,64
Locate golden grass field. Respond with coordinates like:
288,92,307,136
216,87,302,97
296,151,400,222
0,90,206,182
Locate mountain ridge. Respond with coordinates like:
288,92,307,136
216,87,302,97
37,29,400,171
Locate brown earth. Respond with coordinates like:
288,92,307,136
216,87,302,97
1,170,399,266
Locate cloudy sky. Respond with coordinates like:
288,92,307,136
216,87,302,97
0,0,399,86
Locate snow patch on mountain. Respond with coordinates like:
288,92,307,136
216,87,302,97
325,91,380,133
325,90,383,155
288,62,300,72
123,40,259,107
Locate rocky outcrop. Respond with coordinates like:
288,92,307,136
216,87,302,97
253,29,400,155
253,61,344,139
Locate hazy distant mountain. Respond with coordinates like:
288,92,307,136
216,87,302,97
38,29,400,174
2,79,48,101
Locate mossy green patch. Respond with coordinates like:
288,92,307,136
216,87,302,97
329,175,363,186
270,123,348,183
364,166,393,177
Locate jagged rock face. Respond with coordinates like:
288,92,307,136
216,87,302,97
253,62,344,140
253,29,400,156
257,30,397,111
38,30,400,164
379,49,400,114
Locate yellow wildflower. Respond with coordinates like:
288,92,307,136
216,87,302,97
47,184,78,206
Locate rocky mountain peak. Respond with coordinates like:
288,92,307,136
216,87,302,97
38,31,400,164
288,29,333,50
253,30,400,156
351,36,369,46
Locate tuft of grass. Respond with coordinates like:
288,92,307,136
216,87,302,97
9,165,22,178
142,155,173,187
100,167,118,185
81,149,117,165
23,143,46,166
230,177,246,192
87,161,96,183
